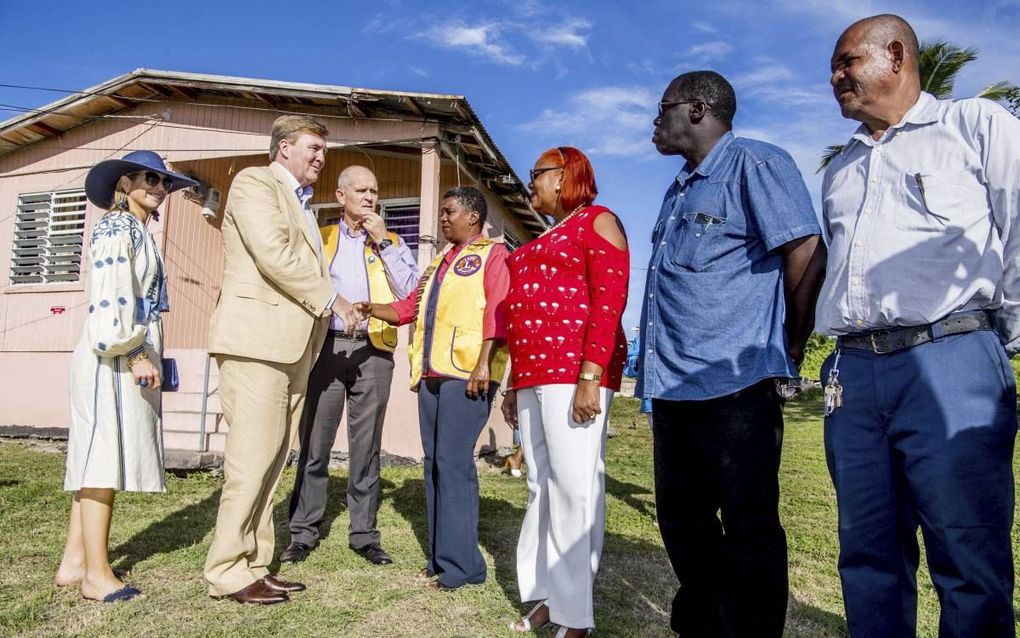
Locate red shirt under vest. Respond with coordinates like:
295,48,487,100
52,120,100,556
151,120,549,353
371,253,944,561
506,205,629,391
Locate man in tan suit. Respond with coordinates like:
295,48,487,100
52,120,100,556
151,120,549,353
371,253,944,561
204,115,359,604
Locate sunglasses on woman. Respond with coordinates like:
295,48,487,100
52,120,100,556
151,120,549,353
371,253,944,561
133,171,174,190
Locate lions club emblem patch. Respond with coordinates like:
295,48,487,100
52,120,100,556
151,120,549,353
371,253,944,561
453,254,483,276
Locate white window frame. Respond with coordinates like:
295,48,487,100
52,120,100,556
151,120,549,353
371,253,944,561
313,198,422,256
9,189,88,286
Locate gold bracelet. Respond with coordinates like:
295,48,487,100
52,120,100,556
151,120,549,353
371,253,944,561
127,350,149,367
578,371,602,382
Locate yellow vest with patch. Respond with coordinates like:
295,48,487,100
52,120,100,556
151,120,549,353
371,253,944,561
408,238,509,388
320,224,400,352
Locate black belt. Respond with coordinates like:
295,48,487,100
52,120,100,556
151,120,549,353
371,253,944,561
837,311,992,354
327,329,369,340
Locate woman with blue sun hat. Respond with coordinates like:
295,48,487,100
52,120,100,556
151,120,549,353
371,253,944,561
54,150,196,603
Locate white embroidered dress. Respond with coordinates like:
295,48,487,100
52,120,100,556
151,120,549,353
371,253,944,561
65,211,167,492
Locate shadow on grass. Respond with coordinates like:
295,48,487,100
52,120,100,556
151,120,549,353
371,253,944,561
389,477,429,560
604,474,656,521
788,595,848,636
388,473,691,634
109,488,222,573
0,479,21,488
389,476,525,603
273,473,351,551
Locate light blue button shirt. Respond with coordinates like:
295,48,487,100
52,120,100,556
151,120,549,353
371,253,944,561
328,219,419,331
815,92,1020,353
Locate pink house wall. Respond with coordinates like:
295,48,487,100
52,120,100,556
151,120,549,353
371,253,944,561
0,97,523,459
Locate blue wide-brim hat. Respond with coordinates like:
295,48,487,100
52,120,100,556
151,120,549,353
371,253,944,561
85,150,199,209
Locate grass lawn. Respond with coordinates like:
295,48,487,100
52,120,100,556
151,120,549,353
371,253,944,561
1,395,1018,637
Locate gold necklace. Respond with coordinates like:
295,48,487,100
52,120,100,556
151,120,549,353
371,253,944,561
537,204,585,239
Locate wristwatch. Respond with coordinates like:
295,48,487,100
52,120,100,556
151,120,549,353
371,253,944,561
377,238,393,250
578,372,602,382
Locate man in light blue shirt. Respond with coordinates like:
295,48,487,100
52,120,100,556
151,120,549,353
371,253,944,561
818,14,1020,637
638,70,826,637
282,165,418,567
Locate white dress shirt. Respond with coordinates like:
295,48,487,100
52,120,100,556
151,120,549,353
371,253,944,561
815,92,1020,353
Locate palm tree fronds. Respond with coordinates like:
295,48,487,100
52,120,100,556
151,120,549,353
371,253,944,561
918,40,978,99
976,81,1020,102
817,144,845,173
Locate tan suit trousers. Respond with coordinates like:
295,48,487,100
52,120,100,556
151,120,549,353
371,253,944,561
203,328,322,596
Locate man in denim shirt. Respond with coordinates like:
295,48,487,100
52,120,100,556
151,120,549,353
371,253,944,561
637,71,826,637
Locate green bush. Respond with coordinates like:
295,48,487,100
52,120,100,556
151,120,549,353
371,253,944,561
800,333,836,382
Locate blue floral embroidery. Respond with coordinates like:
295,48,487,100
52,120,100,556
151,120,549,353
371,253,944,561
118,297,127,306
99,300,110,308
94,260,104,268
90,213,143,252
113,319,119,326
98,342,107,351
105,257,113,265
117,256,127,263
88,304,95,313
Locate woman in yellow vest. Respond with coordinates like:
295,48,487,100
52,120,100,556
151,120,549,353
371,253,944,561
357,186,510,590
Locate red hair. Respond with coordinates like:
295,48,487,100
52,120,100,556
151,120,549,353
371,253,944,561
536,146,598,211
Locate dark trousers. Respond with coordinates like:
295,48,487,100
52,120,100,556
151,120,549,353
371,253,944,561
288,334,394,549
823,330,1016,638
652,379,788,638
417,377,496,587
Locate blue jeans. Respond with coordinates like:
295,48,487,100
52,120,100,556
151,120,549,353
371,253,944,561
417,377,496,588
823,330,1016,637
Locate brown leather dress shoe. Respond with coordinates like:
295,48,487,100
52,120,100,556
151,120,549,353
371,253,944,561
262,574,306,593
221,579,289,605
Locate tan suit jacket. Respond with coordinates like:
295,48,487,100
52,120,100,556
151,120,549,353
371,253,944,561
208,162,334,364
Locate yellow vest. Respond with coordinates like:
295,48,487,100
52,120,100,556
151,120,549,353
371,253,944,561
408,237,509,388
320,224,400,352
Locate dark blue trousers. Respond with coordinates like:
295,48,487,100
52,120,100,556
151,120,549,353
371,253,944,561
417,377,496,588
823,330,1016,638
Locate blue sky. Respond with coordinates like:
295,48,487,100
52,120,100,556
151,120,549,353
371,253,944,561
2,0,1018,329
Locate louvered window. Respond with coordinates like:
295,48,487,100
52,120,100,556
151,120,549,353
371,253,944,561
9,189,88,285
380,199,420,258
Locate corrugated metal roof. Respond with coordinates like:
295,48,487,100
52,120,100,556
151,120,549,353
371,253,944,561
0,68,546,235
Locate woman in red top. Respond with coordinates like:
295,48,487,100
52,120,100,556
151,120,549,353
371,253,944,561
503,147,629,637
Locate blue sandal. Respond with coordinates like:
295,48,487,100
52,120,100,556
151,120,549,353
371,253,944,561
102,585,143,603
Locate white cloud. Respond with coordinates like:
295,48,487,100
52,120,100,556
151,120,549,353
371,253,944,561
693,20,718,33
518,86,659,158
731,60,832,106
425,23,525,65
686,41,732,60
409,66,429,77
530,18,592,48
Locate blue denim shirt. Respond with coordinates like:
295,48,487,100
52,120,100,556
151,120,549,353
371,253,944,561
636,132,820,401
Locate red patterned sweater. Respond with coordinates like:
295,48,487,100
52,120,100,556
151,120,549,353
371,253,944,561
506,205,629,391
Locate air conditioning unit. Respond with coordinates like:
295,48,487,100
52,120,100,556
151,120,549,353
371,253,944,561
183,182,222,219
201,187,222,219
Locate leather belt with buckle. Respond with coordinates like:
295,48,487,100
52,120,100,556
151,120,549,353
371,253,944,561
837,311,993,354
327,329,369,340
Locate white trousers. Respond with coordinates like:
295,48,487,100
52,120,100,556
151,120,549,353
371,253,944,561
516,383,613,629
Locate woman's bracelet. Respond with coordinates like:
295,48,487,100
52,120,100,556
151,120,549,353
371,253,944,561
127,350,149,367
